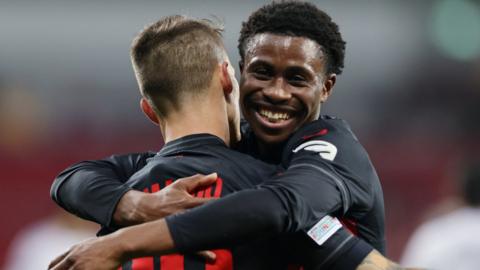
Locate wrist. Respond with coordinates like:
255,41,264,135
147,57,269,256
109,219,176,260
114,190,150,226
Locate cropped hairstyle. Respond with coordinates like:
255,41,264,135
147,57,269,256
238,1,346,75
131,15,225,116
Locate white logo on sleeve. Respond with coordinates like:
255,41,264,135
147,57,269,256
292,140,338,161
307,215,343,246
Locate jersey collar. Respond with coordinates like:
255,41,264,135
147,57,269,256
157,133,228,157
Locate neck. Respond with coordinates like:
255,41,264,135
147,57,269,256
159,91,231,146
256,140,284,164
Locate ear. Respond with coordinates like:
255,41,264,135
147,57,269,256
140,98,159,125
220,61,233,96
320,73,336,103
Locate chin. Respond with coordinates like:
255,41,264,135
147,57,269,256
254,128,292,147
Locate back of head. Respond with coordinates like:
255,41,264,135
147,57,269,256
238,0,346,75
462,162,480,207
131,15,225,117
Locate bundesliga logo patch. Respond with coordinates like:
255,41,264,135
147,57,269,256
307,215,342,246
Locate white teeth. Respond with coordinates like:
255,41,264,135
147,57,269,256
259,109,291,121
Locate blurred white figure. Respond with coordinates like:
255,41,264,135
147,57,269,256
3,211,97,270
401,163,480,270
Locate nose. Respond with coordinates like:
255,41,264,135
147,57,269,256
262,78,291,104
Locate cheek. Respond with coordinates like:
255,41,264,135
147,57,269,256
299,88,321,109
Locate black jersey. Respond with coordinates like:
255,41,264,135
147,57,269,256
164,116,385,255
51,117,380,269
117,134,281,270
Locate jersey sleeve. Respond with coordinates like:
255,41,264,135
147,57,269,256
279,119,375,221
285,227,373,270
167,200,373,269
165,157,366,253
50,152,153,227
262,143,373,230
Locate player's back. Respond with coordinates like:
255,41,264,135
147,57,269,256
123,133,281,270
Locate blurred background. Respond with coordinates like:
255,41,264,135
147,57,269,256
1,0,479,268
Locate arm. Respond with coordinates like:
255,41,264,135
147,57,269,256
164,153,353,252
51,152,154,227
51,153,217,229
48,219,423,270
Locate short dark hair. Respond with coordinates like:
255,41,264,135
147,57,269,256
238,1,346,75
131,15,224,116
462,162,480,207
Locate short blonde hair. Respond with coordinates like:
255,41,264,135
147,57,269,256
131,15,225,116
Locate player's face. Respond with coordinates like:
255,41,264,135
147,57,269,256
240,33,332,146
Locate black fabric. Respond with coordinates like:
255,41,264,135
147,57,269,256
328,238,373,270
280,227,372,270
51,152,154,227
119,134,283,269
51,116,386,268
169,117,385,254
280,116,386,253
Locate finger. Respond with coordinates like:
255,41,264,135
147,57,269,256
49,256,73,270
180,173,218,193
48,251,70,269
196,250,216,264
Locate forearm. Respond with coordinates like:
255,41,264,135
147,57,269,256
51,162,132,226
113,190,169,226
165,173,342,253
106,218,176,260
51,153,152,227
166,188,289,252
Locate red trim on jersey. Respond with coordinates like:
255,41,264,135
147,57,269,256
213,178,223,198
206,249,233,270
160,254,184,270
339,218,358,236
301,129,328,140
131,257,154,270
151,183,160,192
204,186,212,198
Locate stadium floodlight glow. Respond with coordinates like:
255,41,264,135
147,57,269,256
430,0,480,61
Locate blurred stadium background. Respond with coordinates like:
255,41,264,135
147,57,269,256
1,0,479,267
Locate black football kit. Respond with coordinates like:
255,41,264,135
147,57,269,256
51,116,384,269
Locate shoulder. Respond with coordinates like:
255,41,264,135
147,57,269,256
281,115,361,165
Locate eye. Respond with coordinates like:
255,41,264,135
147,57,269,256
287,74,307,86
252,67,271,80
290,74,306,81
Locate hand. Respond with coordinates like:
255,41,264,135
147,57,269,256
114,173,218,226
48,237,122,270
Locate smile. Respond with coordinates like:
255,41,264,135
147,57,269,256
253,105,298,129
258,108,292,123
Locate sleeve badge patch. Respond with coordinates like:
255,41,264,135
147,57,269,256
307,215,343,246
292,140,338,161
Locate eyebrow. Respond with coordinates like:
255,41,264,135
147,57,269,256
248,57,319,79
